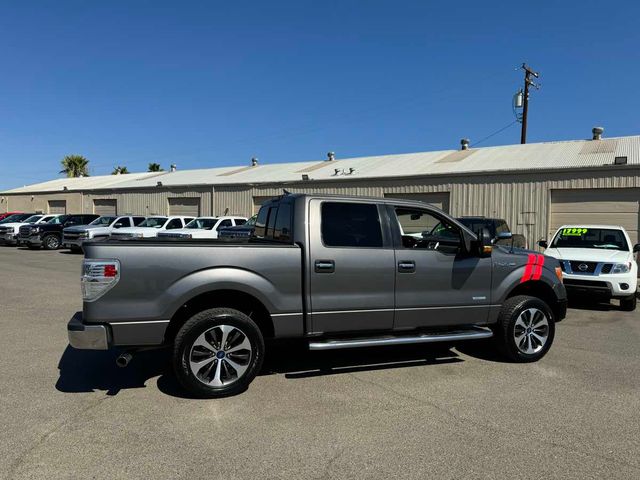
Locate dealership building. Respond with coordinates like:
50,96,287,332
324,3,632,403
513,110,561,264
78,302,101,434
2,130,639,246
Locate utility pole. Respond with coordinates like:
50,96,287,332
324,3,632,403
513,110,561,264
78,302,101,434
520,63,540,144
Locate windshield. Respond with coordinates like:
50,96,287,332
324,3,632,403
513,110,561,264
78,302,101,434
46,215,68,225
89,216,117,226
185,218,218,229
23,215,43,223
138,217,168,228
551,227,629,251
245,215,257,227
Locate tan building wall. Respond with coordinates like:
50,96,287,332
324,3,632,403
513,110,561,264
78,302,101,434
1,192,83,214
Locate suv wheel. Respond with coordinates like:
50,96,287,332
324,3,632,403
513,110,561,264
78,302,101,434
43,234,61,250
620,294,637,312
173,308,265,398
493,295,555,362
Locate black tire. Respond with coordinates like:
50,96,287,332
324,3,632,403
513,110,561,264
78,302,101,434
493,295,555,362
173,308,265,398
620,294,637,312
42,234,61,250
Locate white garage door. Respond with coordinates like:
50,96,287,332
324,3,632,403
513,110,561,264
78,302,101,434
383,192,450,213
550,189,640,244
168,197,200,217
48,200,67,214
253,196,276,214
93,199,117,216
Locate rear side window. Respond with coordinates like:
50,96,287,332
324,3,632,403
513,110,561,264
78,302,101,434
216,219,233,231
321,202,382,248
253,204,293,242
166,219,183,230
254,206,270,238
273,204,292,242
133,217,146,226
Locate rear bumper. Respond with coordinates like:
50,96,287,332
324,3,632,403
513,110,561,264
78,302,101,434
67,312,110,350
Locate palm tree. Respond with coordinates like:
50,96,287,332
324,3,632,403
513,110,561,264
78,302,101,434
60,155,90,178
148,162,163,172
112,166,130,175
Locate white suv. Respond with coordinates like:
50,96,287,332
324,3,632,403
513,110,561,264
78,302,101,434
540,225,639,311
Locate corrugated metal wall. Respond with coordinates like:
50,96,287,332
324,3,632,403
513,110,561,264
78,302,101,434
2,192,83,214
213,168,640,247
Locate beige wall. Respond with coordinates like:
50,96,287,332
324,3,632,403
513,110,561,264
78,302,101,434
1,192,83,214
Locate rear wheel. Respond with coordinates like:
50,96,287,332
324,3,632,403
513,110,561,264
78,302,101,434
43,234,61,250
493,295,555,362
173,308,265,398
620,294,637,312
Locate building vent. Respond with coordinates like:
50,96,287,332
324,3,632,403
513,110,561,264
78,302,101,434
460,138,470,150
327,152,335,161
592,126,604,140
170,164,177,172
251,157,259,167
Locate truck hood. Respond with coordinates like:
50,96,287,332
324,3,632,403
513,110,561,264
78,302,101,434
544,247,631,263
113,227,162,237
0,222,34,231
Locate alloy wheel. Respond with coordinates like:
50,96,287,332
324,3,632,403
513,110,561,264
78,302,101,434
513,308,549,354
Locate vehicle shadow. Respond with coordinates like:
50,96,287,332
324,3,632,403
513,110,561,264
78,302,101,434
568,297,621,311
56,341,467,399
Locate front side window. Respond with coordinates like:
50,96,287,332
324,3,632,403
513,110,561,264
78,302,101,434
24,215,43,223
234,218,247,226
216,219,233,231
394,207,461,252
90,216,116,226
47,215,68,225
321,202,383,248
551,228,629,251
165,218,184,230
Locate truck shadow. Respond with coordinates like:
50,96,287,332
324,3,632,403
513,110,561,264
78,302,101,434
56,342,470,399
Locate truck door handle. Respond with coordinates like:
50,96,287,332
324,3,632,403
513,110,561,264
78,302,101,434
314,260,335,273
398,261,416,273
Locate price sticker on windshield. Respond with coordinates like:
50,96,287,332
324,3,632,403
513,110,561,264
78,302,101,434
561,227,588,236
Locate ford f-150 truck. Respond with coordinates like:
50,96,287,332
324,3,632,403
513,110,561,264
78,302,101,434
22,214,99,250
68,194,567,398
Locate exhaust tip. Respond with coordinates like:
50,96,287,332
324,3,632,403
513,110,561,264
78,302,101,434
116,352,132,368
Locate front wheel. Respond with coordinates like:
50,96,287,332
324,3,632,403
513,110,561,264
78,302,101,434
173,308,265,398
42,234,61,250
493,295,555,362
620,294,637,312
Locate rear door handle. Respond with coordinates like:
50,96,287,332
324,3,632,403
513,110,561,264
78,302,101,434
398,260,416,273
315,260,335,273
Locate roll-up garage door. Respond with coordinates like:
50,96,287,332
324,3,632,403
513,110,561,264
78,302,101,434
168,197,201,217
253,196,275,214
550,189,639,244
48,200,67,214
383,192,450,213
93,199,117,216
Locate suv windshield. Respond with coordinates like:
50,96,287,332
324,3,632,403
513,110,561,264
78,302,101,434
185,218,218,229
23,215,43,223
89,216,117,226
551,227,629,251
138,217,168,228
46,215,68,225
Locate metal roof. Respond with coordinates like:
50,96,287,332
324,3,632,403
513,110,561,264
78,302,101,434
3,135,639,194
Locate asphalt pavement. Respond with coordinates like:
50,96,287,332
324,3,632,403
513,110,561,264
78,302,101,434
0,246,639,479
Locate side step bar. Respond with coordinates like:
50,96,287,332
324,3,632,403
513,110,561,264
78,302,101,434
308,327,493,351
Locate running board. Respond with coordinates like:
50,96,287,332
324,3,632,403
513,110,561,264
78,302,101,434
308,327,493,351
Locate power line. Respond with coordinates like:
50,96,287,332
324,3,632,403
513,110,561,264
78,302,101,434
471,120,519,147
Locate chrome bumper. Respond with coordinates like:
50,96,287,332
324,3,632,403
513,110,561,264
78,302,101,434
67,312,110,350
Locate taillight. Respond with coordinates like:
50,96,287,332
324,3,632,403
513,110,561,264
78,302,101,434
82,259,120,301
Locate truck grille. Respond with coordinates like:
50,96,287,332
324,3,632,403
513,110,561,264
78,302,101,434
568,261,598,274
600,264,613,274
19,226,32,238
64,232,80,240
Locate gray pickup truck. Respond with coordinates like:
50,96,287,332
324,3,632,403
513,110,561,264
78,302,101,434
68,193,567,398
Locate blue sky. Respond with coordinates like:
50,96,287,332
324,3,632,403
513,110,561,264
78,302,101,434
1,0,639,190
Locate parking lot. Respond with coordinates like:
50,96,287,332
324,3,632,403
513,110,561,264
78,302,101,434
0,246,639,479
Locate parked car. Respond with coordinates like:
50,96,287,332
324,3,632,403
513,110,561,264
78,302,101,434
21,214,99,250
158,216,248,239
0,214,62,246
0,213,35,225
63,215,147,252
68,193,567,398
110,216,194,239
539,225,639,311
0,212,23,222
457,217,527,249
218,215,256,239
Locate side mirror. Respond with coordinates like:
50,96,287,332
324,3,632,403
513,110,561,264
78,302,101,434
476,227,492,256
633,243,640,253
114,222,124,229
496,232,512,240
538,240,548,249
